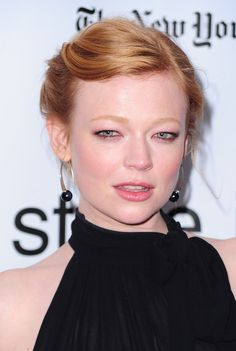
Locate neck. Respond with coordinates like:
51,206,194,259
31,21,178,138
78,203,168,234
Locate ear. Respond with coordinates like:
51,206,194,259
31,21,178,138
46,117,71,162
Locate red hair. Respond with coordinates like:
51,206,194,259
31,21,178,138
40,18,203,150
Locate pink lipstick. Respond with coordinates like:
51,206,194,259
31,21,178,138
113,182,154,202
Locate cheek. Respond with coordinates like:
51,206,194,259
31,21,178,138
167,160,182,185
71,140,119,183
156,147,183,184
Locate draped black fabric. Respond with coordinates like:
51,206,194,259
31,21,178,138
33,210,236,350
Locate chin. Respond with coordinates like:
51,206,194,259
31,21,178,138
109,206,160,227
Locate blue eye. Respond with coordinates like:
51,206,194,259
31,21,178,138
156,132,178,140
95,130,120,138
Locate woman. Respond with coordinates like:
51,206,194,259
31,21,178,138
0,18,236,351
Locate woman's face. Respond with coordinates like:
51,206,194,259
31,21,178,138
62,73,188,231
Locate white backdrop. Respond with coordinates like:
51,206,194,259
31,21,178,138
1,0,236,271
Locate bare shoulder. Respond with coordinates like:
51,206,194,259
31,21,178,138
0,243,74,351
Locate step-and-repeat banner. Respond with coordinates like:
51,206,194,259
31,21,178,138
1,0,236,270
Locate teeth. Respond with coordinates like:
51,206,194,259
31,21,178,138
119,185,149,192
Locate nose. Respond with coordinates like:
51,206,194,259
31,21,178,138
124,137,153,171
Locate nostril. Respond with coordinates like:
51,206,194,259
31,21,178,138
125,159,153,171
124,148,153,170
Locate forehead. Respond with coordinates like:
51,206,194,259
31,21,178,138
72,72,188,123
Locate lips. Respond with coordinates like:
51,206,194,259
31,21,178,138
113,182,154,201
114,182,154,190
117,185,150,192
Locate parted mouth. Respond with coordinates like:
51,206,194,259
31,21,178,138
114,183,154,192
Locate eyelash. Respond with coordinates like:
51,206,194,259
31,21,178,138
155,132,178,140
94,130,178,141
95,130,120,138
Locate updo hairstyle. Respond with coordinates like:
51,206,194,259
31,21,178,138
40,18,203,151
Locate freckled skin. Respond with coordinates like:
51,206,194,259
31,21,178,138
67,73,188,232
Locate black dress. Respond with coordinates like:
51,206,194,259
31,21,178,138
33,210,236,350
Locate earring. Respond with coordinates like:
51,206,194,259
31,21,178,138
169,164,184,202
169,190,180,202
60,161,73,202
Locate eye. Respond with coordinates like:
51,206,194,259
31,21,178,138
155,132,178,140
95,130,120,138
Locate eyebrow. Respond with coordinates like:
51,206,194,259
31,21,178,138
91,115,129,124
91,115,181,126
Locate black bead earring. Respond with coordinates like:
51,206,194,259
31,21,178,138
169,190,180,202
169,164,184,202
60,161,73,202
